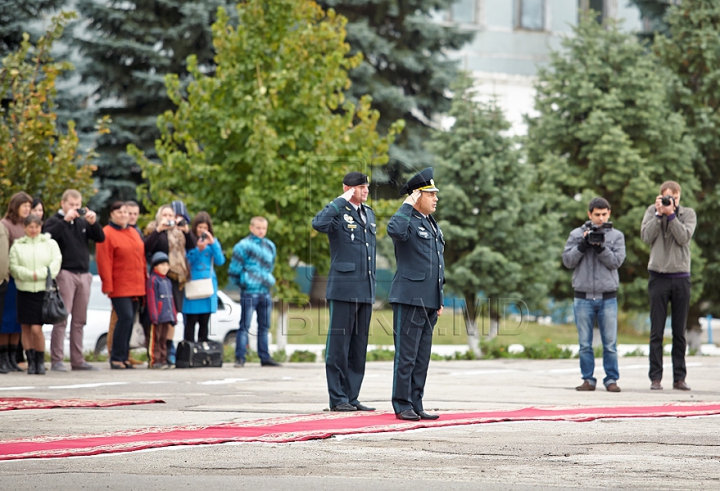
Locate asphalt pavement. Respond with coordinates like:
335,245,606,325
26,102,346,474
0,356,719,490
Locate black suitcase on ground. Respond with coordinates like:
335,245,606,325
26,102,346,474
176,340,224,368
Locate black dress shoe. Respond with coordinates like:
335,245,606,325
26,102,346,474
261,358,282,367
395,409,420,421
353,403,376,411
330,402,357,412
416,411,439,420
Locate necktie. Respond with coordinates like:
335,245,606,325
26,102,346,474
357,206,366,225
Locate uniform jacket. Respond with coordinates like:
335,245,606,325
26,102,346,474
387,203,445,309
183,239,226,314
147,270,177,325
312,197,377,303
43,211,105,273
228,234,276,294
8,233,62,293
562,225,626,297
96,223,147,298
640,204,696,274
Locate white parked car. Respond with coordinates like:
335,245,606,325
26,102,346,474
43,275,259,358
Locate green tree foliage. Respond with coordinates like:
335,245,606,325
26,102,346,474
0,0,65,56
0,12,109,209
316,0,473,185
525,14,701,310
72,0,234,212
129,0,402,299
655,0,720,318
431,73,561,352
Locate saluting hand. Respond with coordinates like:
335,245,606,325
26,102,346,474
340,188,355,202
404,189,421,206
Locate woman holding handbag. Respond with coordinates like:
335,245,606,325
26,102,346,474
183,212,225,342
8,215,62,375
96,202,147,370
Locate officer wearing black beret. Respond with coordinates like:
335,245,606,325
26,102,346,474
388,167,445,421
312,172,377,412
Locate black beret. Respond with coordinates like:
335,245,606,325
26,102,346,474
343,172,369,187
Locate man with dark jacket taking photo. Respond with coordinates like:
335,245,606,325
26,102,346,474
562,197,626,393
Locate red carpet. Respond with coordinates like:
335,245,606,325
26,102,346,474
1,402,719,461
0,397,164,412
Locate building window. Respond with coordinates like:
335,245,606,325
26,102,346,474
518,0,544,31
579,0,608,23
449,0,476,24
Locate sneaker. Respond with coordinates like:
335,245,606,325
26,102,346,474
51,362,68,372
234,359,245,368
165,363,175,369
150,363,166,369
261,358,281,367
71,363,100,371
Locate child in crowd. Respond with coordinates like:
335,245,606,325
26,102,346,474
146,252,177,369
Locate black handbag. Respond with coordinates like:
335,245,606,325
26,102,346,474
41,266,68,324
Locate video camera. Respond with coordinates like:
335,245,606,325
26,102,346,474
584,221,613,246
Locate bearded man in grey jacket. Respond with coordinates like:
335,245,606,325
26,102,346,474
563,198,626,393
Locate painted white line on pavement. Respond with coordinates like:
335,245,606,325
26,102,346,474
49,382,128,389
198,378,249,385
448,369,521,376
0,386,35,391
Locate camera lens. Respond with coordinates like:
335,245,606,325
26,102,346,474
661,196,672,206
77,208,86,216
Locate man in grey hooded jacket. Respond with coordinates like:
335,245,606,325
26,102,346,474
563,198,626,392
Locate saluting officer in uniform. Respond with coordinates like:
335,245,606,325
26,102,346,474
388,167,445,421
312,172,377,412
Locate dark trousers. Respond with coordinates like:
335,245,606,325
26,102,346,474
150,322,171,366
110,297,139,363
391,303,437,414
325,300,372,408
184,313,210,342
648,275,691,382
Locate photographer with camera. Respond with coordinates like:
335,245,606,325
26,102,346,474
641,181,696,391
562,198,626,392
144,205,196,365
43,189,105,371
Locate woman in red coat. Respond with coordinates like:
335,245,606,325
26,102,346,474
96,202,146,369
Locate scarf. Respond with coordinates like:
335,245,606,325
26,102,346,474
146,221,189,285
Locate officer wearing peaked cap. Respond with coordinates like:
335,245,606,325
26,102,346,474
312,171,377,412
388,167,445,421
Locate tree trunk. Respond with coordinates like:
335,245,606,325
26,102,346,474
275,298,288,353
687,301,703,353
464,293,482,356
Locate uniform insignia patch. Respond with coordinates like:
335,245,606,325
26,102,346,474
343,214,354,223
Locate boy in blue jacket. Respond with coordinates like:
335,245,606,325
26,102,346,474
147,252,177,368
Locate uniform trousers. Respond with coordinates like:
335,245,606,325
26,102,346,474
325,300,372,408
391,303,438,414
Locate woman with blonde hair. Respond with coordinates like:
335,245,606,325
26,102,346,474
144,204,196,362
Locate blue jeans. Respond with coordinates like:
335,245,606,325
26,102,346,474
573,297,619,387
235,293,272,362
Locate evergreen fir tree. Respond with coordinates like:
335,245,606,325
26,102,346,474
431,73,562,354
316,0,473,189
526,14,701,311
0,0,65,56
72,0,233,212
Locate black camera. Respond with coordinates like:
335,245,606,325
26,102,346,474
200,232,208,240
77,208,87,216
584,221,613,246
661,195,676,207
